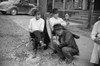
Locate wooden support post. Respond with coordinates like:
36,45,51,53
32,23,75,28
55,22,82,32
52,0,55,9
37,0,39,7
87,0,95,28
63,0,65,10
62,0,65,18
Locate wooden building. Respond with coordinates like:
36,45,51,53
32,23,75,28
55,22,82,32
52,0,88,11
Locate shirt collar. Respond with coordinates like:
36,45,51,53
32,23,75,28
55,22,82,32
53,17,59,19
35,17,41,21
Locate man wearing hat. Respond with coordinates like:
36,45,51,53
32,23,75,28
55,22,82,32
29,10,46,57
52,24,79,64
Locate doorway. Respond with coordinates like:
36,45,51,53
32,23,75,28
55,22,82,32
94,0,100,10
47,0,53,12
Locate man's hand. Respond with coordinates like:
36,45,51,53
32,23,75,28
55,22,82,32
94,38,100,44
41,43,46,47
53,40,60,45
58,44,62,48
40,41,46,47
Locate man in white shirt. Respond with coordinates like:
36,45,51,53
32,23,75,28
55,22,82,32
29,12,44,32
29,10,46,57
49,8,67,30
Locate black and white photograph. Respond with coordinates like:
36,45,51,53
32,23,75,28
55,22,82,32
0,0,100,66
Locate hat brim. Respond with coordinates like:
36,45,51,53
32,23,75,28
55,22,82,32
52,27,63,35
53,27,64,34
54,27,63,31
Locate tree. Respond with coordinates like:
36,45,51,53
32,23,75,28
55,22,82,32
39,0,47,18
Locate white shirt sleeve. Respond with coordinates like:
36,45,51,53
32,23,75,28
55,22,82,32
91,22,98,40
46,19,52,39
60,18,67,26
49,19,54,30
40,19,45,32
29,19,32,32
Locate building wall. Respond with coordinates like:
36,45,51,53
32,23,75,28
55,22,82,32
53,0,88,10
65,0,74,10
94,0,100,10
54,0,63,10
47,0,53,12
82,0,87,10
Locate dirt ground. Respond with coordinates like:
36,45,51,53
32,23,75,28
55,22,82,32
0,15,93,66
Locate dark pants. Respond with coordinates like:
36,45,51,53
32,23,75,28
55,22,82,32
53,43,77,60
30,31,43,50
94,60,100,66
43,21,50,49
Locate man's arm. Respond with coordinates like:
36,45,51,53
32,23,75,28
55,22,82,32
72,33,80,39
60,18,67,26
59,32,72,48
29,19,32,32
49,19,54,31
91,22,98,41
40,19,45,32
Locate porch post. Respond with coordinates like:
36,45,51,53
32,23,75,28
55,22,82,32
87,0,95,28
82,0,87,10
37,0,39,7
62,0,65,18
63,0,65,11
52,0,55,9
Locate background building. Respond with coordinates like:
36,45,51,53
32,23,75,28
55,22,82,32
52,0,87,11
0,0,100,11
0,0,100,24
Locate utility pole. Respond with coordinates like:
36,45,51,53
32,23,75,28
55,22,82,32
87,0,95,28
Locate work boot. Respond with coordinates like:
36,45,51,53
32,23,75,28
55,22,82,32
93,64,99,66
65,57,73,64
40,41,46,47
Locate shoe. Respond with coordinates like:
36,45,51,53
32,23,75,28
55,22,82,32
32,55,36,58
40,41,46,47
60,56,66,61
43,46,48,50
53,50,57,54
65,58,72,64
94,64,99,66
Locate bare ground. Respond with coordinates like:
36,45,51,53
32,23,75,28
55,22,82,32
0,15,93,66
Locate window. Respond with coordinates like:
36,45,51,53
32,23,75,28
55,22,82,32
65,0,83,10
65,0,73,10
54,0,63,10
19,0,29,5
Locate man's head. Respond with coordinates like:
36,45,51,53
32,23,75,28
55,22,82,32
52,8,59,19
45,12,50,19
98,16,100,20
34,10,41,20
65,13,69,20
53,24,64,36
